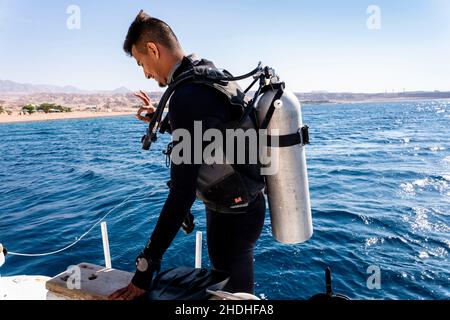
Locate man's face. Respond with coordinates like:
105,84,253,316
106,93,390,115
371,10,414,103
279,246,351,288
131,43,167,88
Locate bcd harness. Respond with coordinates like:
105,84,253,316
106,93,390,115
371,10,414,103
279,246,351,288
141,57,310,213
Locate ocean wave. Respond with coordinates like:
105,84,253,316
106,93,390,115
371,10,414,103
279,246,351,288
79,169,97,179
326,168,378,177
364,237,385,247
444,239,450,249
428,146,445,152
400,176,449,196
313,209,363,222
428,246,448,258
417,246,448,260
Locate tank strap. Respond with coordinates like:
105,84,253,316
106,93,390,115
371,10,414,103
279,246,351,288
259,83,285,130
266,125,310,148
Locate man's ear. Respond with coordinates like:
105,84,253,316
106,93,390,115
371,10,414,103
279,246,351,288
146,42,160,59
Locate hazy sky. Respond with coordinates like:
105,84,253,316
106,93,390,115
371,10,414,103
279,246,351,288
0,0,449,92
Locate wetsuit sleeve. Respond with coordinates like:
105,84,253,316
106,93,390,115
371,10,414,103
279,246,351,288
142,83,230,261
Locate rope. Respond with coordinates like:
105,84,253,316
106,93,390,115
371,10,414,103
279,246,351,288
7,190,145,257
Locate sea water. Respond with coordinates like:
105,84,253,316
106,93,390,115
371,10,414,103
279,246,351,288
0,100,449,299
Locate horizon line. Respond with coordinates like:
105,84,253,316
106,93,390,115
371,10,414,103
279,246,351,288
1,79,450,95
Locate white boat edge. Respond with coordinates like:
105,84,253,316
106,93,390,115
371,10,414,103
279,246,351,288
0,275,260,300
0,275,67,300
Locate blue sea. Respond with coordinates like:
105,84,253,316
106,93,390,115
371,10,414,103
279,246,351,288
1,100,449,300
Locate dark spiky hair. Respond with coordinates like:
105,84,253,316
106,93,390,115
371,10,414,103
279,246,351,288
123,10,180,56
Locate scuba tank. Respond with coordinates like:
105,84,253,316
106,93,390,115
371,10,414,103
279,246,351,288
141,58,313,244
255,82,313,244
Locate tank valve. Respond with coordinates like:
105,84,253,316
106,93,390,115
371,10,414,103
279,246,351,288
274,100,283,109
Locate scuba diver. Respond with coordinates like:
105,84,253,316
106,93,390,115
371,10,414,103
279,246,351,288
110,10,267,300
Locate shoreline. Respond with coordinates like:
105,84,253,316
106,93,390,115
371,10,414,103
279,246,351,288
0,111,135,124
1,97,448,124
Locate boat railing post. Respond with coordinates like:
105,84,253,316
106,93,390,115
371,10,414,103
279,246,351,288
100,222,112,269
195,231,202,269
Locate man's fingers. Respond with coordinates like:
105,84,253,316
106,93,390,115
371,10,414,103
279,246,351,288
136,106,156,115
136,114,152,123
134,92,151,106
134,91,145,99
108,288,127,300
108,287,128,300
116,290,133,301
140,90,152,104
117,291,133,300
139,90,151,101
138,96,151,106
140,90,151,100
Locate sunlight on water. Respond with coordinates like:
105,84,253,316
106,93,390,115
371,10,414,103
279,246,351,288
429,146,445,152
411,207,433,232
408,207,450,234
364,237,385,247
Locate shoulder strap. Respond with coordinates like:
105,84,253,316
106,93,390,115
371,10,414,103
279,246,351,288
142,70,196,150
142,60,262,150
158,64,249,135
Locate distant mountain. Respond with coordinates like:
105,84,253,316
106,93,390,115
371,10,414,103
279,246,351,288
110,86,132,94
0,80,84,93
0,80,132,94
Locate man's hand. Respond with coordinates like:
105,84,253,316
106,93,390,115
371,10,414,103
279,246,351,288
134,90,156,123
108,283,147,300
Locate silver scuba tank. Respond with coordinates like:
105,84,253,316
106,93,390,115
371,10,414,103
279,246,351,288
255,84,313,244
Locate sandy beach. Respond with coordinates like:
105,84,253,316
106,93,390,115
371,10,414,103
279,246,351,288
0,111,135,124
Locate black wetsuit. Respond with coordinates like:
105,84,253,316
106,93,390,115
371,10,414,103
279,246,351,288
141,57,266,293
